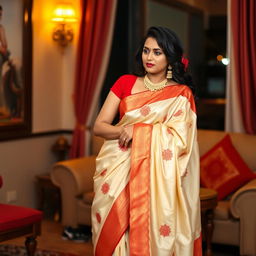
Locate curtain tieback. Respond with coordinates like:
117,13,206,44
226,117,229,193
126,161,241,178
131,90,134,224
76,122,86,131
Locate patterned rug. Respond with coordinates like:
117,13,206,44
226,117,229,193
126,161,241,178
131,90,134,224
0,244,78,256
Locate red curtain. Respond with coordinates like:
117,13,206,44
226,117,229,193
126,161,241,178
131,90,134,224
69,0,116,158
231,0,256,134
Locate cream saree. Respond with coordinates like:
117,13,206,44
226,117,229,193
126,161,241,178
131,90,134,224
92,85,202,256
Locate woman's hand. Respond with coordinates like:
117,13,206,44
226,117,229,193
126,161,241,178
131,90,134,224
119,125,134,148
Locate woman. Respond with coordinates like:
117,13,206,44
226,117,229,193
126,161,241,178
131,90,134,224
92,26,202,256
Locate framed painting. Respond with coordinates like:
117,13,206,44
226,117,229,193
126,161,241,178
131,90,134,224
0,0,32,141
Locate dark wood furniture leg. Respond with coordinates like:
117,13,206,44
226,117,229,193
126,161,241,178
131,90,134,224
200,188,218,256
25,236,37,256
205,209,214,256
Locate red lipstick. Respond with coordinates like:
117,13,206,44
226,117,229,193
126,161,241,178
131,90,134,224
146,63,154,68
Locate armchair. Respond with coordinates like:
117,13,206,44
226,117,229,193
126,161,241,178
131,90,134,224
229,179,256,255
51,135,104,228
197,129,256,255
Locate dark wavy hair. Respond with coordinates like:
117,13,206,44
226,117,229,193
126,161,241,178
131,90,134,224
133,26,195,94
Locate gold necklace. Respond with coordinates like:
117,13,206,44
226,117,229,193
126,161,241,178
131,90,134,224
144,75,168,91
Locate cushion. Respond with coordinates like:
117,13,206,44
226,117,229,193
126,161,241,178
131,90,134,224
0,204,42,232
200,134,256,200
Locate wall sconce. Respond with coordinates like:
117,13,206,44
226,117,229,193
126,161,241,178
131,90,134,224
52,4,77,48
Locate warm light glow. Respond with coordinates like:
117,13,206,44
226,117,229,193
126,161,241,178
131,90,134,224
51,3,78,48
24,10,29,24
216,55,223,61
52,4,77,23
222,58,230,65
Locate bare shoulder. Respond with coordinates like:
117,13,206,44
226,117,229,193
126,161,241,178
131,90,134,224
131,76,146,94
135,76,144,85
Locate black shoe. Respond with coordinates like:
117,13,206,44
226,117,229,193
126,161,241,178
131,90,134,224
62,227,89,243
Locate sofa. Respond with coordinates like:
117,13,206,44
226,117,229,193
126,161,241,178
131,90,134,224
51,129,256,255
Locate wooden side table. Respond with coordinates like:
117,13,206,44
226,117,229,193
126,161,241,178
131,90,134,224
200,188,218,256
36,173,61,222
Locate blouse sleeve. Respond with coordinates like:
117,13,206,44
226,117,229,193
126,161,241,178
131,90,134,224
111,76,124,99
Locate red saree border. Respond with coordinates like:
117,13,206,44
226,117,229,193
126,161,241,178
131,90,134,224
95,184,129,256
193,232,203,256
119,85,196,119
129,123,153,256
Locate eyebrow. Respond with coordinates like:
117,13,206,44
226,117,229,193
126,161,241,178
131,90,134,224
143,46,162,51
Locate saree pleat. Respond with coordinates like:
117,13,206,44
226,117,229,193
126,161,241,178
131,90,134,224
92,85,202,256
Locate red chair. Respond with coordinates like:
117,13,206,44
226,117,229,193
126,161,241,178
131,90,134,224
0,176,43,256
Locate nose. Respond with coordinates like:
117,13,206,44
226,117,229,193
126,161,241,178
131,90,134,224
147,50,153,60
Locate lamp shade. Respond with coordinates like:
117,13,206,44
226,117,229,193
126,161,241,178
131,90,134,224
52,4,77,23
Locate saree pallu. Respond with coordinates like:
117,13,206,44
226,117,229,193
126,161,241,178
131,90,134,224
92,85,202,256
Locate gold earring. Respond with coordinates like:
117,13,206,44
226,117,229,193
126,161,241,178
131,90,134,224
166,65,172,79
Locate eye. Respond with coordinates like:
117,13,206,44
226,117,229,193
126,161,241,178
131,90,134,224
143,48,149,54
154,51,162,56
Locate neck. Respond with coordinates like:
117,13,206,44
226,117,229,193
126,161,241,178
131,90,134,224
146,73,166,83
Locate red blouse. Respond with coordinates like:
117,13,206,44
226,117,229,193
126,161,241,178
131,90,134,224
111,74,137,99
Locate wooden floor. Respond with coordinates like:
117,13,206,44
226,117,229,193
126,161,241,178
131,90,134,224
0,220,93,256
0,220,240,256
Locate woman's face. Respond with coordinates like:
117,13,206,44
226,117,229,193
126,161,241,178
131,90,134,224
142,37,168,75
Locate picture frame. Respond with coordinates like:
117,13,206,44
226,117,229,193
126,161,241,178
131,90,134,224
0,0,32,141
